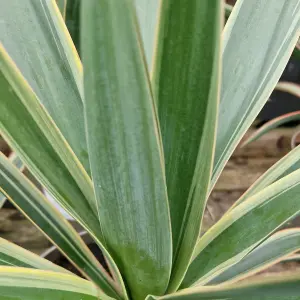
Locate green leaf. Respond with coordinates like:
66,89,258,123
0,0,90,173
225,5,300,64
181,168,300,288
211,0,300,190
81,1,172,299
0,236,68,273
0,45,100,237
56,0,67,19
242,111,300,147
0,267,111,300
151,0,222,292
0,153,123,300
229,144,300,210
134,0,160,71
148,273,300,299
0,152,23,208
209,228,300,285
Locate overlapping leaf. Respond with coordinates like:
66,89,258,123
211,0,300,189
0,153,123,299
148,273,300,299
81,1,172,299
134,0,160,71
0,267,110,300
229,144,300,210
0,46,99,236
182,169,300,287
209,229,300,285
151,1,222,291
0,0,89,172
0,153,23,208
0,237,68,273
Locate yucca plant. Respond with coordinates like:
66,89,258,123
0,0,300,299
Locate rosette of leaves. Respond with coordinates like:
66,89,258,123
0,1,300,300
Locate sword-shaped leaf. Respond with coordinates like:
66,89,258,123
209,228,300,285
0,153,123,299
148,273,300,300
56,0,67,19
152,1,222,291
0,152,23,208
82,1,172,299
229,144,300,210
0,267,111,300
182,169,300,287
211,0,300,189
0,45,99,235
0,0,89,173
0,237,68,273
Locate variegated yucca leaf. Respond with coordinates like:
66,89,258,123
0,0,299,299
0,152,23,208
0,267,111,300
226,2,300,63
148,274,300,299
0,153,124,299
182,168,300,287
208,228,300,285
0,0,89,173
229,144,300,210
211,0,300,190
0,236,69,273
152,1,223,292
0,45,100,238
81,1,173,298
